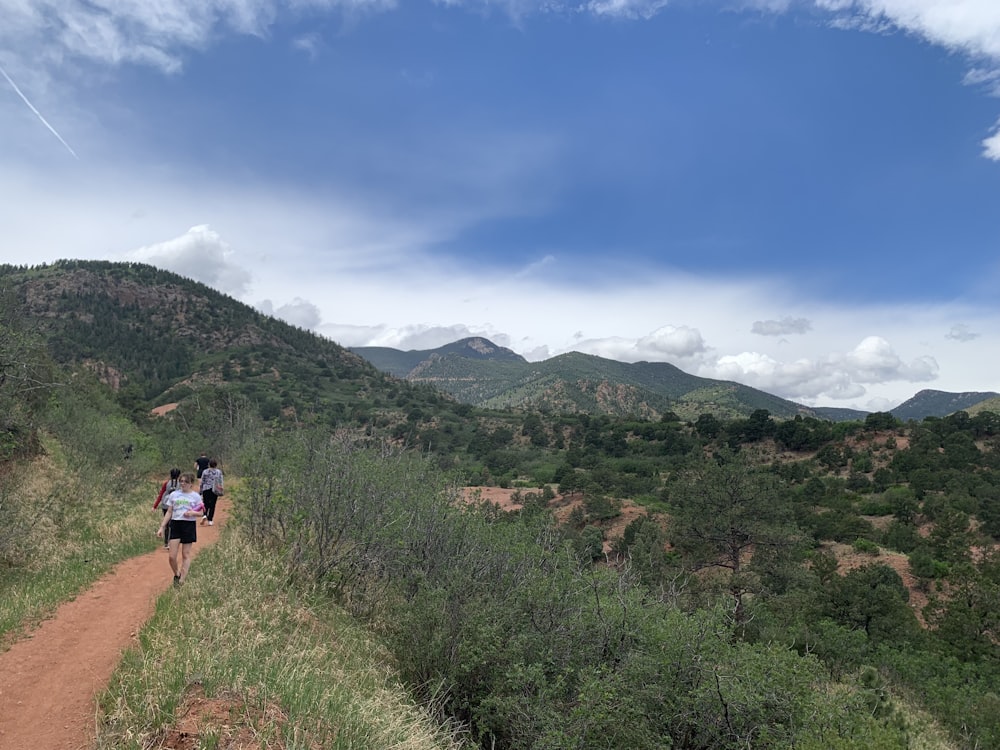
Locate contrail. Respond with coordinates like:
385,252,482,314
0,65,78,159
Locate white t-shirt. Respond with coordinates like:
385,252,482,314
164,490,205,522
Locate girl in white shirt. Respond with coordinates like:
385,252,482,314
156,472,204,587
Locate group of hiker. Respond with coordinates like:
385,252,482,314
151,452,225,587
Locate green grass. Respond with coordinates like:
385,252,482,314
0,461,165,645
97,529,470,749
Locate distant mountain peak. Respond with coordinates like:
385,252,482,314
463,337,502,354
891,388,1000,421
446,337,525,361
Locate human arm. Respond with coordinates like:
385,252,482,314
153,481,167,510
156,500,171,537
183,498,205,519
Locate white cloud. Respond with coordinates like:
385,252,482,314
0,0,392,79
565,325,706,363
635,325,708,359
983,119,1000,160
585,0,671,20
711,351,867,400
845,335,938,383
128,225,252,296
963,66,1000,95
697,335,939,403
828,1,1000,60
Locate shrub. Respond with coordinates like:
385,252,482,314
852,538,881,555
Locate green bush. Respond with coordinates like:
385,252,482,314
237,432,918,749
852,538,881,555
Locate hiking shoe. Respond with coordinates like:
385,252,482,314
207,520,213,526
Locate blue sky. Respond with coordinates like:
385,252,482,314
3,1,1000,411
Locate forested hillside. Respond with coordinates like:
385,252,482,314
352,340,1000,423
1,260,459,427
3,259,1000,748
354,339,828,420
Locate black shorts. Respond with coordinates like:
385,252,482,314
170,519,197,544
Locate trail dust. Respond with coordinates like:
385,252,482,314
0,504,227,750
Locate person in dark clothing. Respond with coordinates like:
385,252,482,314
195,452,210,478
199,459,224,526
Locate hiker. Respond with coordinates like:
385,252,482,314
199,459,224,526
195,451,210,478
156,472,205,587
152,468,181,550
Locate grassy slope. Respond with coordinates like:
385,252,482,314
0,445,156,643
97,529,468,750
0,452,466,750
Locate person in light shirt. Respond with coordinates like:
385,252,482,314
152,467,181,550
156,472,205,587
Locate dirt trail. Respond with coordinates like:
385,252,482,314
0,507,225,750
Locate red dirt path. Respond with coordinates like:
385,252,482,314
0,507,224,750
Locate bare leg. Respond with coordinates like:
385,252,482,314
179,543,194,582
167,538,181,578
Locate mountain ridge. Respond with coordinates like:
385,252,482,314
353,338,1000,423
6,260,995,424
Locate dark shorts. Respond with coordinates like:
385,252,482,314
171,519,197,544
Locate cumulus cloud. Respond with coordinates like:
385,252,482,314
702,335,938,402
945,323,980,342
635,325,708,359
711,351,867,400
128,224,252,296
570,325,708,363
751,316,812,336
845,335,938,383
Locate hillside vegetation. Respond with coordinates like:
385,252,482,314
352,340,999,423
353,339,824,420
2,259,1000,748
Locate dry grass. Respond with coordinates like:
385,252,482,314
97,529,471,750
0,442,172,645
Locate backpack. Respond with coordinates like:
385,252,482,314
156,478,181,508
